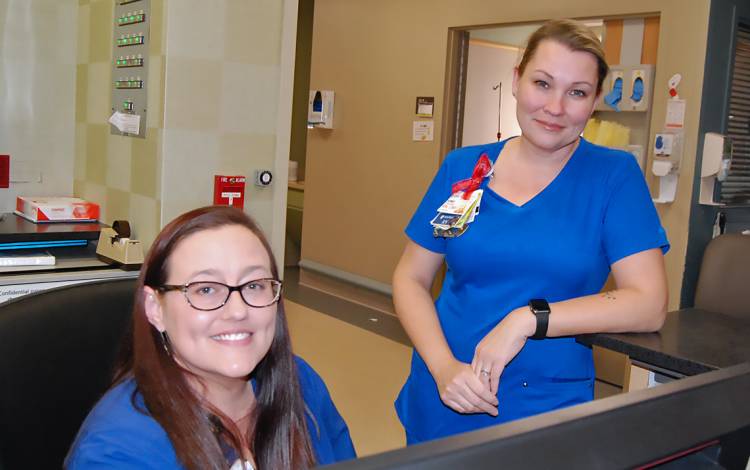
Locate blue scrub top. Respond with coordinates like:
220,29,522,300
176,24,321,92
396,138,669,443
66,356,356,468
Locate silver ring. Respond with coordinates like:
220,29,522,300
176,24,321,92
480,369,490,377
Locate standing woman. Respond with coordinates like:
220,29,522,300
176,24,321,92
67,206,355,469
393,19,669,444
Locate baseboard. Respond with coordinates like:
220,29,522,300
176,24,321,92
298,259,393,296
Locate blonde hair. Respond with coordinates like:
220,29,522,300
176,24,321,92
518,19,609,94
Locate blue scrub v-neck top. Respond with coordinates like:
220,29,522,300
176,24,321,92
396,138,669,444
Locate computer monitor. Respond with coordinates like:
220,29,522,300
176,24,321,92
324,363,750,469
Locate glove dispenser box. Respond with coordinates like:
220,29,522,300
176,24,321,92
597,64,654,112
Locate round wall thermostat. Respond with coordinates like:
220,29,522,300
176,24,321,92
255,170,273,187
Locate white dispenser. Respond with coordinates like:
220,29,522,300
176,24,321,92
308,90,335,129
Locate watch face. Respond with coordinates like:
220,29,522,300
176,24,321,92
530,299,550,313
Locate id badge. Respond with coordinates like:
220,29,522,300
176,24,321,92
431,189,482,238
430,152,492,239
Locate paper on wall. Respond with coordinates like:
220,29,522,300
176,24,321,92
108,111,141,134
665,99,686,129
413,121,434,141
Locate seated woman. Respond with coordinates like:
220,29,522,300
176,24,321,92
66,206,356,469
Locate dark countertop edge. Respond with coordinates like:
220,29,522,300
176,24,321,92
576,334,717,376
0,213,105,243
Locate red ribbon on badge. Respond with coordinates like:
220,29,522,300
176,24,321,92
451,153,493,199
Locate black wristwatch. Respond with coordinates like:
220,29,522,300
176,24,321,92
528,299,551,340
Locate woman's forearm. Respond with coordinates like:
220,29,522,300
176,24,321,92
537,249,668,337
393,272,456,375
544,285,667,337
472,249,668,382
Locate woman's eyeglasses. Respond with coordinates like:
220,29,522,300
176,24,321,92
158,278,282,311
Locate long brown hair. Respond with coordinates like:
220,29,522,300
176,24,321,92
518,19,609,94
114,206,315,469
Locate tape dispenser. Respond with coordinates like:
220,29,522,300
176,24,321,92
96,220,144,270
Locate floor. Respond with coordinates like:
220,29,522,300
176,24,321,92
282,267,622,458
283,268,410,457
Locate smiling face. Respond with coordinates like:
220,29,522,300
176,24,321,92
144,224,277,386
513,39,599,153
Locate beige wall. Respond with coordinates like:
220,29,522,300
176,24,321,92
303,0,711,309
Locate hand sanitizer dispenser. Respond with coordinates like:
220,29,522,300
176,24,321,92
308,90,334,129
651,131,683,204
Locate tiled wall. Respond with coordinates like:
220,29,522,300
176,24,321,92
160,0,285,238
0,0,77,211
75,0,164,247
75,0,287,249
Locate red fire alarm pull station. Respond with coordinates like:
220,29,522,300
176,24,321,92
213,175,246,209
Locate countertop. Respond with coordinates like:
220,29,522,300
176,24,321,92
577,308,750,376
288,181,305,191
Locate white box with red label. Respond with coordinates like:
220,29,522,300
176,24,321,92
15,197,100,223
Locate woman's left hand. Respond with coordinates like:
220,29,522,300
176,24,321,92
471,307,536,394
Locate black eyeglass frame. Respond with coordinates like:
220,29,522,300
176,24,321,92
157,278,283,311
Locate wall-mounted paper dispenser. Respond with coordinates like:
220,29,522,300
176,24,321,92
308,90,334,129
699,133,733,206
597,65,654,112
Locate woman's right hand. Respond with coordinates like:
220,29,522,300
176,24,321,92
433,359,498,416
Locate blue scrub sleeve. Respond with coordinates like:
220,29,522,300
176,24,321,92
295,357,357,463
66,429,170,469
602,156,670,265
404,156,454,254
320,387,357,461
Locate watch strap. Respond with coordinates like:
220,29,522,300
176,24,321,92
529,299,550,340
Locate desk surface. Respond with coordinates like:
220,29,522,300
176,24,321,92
577,308,750,376
0,213,103,243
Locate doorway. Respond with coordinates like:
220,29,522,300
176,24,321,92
285,0,315,268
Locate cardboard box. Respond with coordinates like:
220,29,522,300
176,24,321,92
15,197,100,223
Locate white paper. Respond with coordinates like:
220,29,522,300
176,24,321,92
413,121,434,141
0,279,91,304
417,103,433,116
665,99,686,129
109,111,141,134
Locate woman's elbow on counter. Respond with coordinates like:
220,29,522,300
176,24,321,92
649,307,668,332
642,291,668,332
